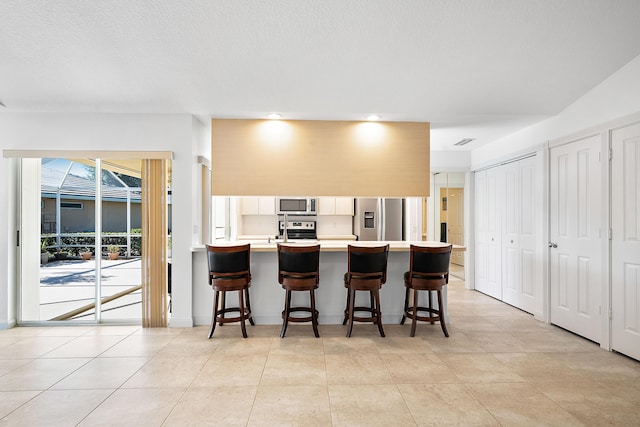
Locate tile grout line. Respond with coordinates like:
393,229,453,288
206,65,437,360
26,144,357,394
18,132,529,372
244,335,274,427
158,327,217,426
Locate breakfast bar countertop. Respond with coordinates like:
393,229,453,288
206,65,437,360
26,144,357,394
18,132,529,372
193,240,466,253
237,234,357,241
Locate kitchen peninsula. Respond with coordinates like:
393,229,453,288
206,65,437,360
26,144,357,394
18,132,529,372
202,118,434,330
191,240,464,327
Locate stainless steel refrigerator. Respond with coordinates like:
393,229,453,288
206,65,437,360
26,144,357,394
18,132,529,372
353,198,404,241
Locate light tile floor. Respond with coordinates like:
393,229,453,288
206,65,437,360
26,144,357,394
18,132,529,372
1,277,640,426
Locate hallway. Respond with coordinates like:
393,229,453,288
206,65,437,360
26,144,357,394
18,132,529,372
1,276,639,426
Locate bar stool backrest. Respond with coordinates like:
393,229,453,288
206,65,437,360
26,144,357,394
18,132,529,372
206,244,251,284
408,245,452,284
277,244,320,284
347,245,389,283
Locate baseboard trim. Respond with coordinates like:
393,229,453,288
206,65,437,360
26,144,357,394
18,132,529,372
168,317,194,328
0,320,17,330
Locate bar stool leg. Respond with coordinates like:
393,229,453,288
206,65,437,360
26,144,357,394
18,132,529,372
373,289,385,337
245,288,255,326
400,286,410,325
208,290,220,339
428,291,434,324
219,292,226,326
346,288,356,337
310,289,320,338
369,291,375,318
410,289,419,337
342,290,350,325
238,289,248,338
280,290,292,338
437,289,449,337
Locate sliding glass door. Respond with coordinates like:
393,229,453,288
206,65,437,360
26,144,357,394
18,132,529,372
20,157,147,323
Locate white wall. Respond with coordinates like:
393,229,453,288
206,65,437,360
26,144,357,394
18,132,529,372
0,113,199,328
471,53,640,167
190,116,211,246
431,150,470,172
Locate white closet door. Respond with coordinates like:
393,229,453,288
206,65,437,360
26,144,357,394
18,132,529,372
611,123,640,361
502,157,537,313
474,170,487,293
549,135,602,343
518,157,538,313
502,162,519,306
485,166,503,299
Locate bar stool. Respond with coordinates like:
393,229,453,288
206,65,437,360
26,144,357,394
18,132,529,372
277,244,321,338
206,244,254,339
401,244,452,337
342,244,389,337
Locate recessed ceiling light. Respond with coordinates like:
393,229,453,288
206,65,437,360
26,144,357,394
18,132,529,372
267,113,281,120
454,138,476,146
366,114,381,121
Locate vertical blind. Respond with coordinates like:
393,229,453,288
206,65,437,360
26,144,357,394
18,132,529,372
141,159,169,327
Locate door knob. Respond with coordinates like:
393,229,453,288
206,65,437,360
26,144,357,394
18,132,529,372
548,242,558,248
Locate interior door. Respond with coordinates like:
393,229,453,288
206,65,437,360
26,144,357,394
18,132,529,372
611,123,640,361
549,135,602,343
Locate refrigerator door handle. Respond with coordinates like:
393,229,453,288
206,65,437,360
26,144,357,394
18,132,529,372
379,198,384,241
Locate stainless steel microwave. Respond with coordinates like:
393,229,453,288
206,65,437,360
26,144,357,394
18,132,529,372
277,197,317,215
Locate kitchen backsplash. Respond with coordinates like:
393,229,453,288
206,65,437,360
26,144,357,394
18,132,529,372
315,216,353,236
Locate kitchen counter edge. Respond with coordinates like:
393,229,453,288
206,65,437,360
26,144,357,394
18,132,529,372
192,241,466,253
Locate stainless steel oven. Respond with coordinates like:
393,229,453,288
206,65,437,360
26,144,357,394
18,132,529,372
278,220,317,240
276,197,317,215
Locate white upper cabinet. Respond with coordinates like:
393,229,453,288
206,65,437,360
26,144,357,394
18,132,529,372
240,197,275,215
318,197,353,215
318,197,335,215
335,197,354,215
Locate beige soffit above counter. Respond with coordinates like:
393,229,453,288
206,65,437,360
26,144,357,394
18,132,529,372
211,119,430,197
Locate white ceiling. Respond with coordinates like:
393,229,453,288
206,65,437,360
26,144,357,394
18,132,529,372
1,0,640,150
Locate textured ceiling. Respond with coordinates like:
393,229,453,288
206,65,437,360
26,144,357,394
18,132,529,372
1,0,640,150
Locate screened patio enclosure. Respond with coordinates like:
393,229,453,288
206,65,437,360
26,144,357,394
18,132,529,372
40,158,143,259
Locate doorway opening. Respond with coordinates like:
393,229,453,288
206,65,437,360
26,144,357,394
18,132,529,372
426,172,466,279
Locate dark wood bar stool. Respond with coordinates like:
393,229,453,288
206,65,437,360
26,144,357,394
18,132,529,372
206,244,254,339
277,244,321,338
401,244,452,337
343,244,389,338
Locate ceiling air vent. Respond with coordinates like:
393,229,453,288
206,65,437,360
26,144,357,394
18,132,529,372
454,138,475,146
